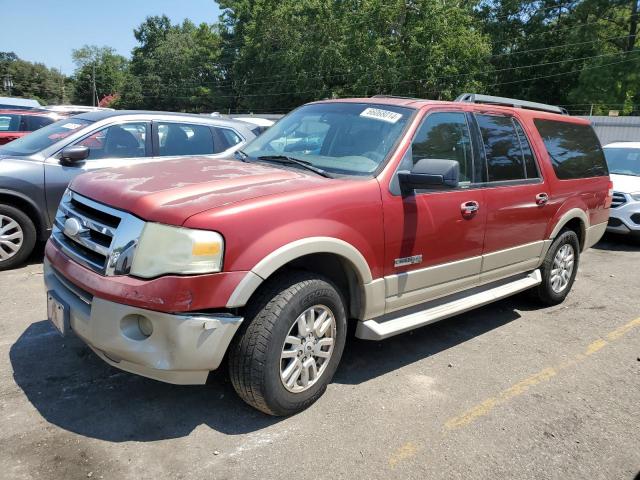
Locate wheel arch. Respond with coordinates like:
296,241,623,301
0,189,48,240
548,208,588,251
226,237,374,319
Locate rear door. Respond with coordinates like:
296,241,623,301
44,121,151,222
474,112,553,282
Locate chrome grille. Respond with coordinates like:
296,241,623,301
51,190,145,275
611,192,627,208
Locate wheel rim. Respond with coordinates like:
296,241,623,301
0,214,23,262
280,304,336,393
550,243,575,294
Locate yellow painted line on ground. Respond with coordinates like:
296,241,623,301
389,442,418,468
444,316,640,431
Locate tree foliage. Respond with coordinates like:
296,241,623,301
117,15,225,112
4,1,640,115
71,45,129,106
0,51,69,104
218,0,491,112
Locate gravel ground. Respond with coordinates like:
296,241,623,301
1,234,639,480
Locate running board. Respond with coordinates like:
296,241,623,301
355,269,542,340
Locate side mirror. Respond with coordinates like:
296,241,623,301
398,158,460,193
60,145,89,164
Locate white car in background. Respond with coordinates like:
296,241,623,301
603,142,640,240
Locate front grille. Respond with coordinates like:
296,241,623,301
611,192,627,208
51,190,145,275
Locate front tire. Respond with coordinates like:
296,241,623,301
0,205,36,271
229,272,347,416
534,229,580,306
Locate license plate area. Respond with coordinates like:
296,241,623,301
47,292,69,336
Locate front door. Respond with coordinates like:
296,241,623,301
44,121,150,223
382,110,487,314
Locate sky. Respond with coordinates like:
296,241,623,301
0,0,221,74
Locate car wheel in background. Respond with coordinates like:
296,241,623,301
0,205,37,271
533,229,580,306
229,271,347,416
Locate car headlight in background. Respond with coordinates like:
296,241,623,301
130,223,224,278
630,192,640,201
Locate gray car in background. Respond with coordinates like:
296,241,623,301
0,110,259,270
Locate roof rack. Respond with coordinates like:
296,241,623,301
455,93,568,115
371,94,426,101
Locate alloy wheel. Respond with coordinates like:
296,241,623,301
550,243,575,293
280,304,336,393
0,214,24,262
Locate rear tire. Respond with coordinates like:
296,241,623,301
533,229,580,306
0,204,36,271
229,271,347,416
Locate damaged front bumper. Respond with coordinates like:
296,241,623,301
44,258,243,385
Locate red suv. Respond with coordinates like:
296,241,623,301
43,94,611,415
0,109,64,145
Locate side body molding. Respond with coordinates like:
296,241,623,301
226,237,383,319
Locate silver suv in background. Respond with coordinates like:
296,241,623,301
603,142,640,240
0,110,258,269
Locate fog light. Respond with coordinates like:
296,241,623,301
138,315,154,337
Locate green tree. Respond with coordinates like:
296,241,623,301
118,15,225,112
71,45,128,106
477,0,640,113
218,0,492,112
0,51,68,104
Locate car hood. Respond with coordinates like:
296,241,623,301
70,156,330,225
610,173,640,194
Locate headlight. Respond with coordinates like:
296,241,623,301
130,223,224,278
630,192,640,201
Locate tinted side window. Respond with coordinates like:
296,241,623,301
411,112,473,182
0,114,20,132
215,128,242,153
513,120,539,178
476,114,525,182
23,115,55,132
533,119,608,179
158,123,214,156
76,123,148,160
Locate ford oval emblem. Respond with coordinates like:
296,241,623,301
63,217,84,237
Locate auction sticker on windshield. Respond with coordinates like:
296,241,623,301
360,107,403,124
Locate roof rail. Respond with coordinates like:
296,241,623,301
455,93,568,115
371,94,426,101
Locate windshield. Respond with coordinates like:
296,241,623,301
241,102,414,175
604,147,640,176
0,118,92,156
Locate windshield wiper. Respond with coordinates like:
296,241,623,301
256,155,333,178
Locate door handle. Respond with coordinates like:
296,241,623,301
536,193,549,206
461,201,480,216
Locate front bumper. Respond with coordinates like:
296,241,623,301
44,259,243,385
607,198,640,236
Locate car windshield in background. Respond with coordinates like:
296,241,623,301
604,148,640,176
0,118,92,156
241,103,414,175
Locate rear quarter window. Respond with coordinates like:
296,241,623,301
533,119,608,179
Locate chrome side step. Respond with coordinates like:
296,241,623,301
355,269,542,340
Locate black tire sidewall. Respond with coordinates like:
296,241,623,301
262,279,347,415
0,204,36,270
540,230,580,304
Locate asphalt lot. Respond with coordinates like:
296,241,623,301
1,234,639,480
